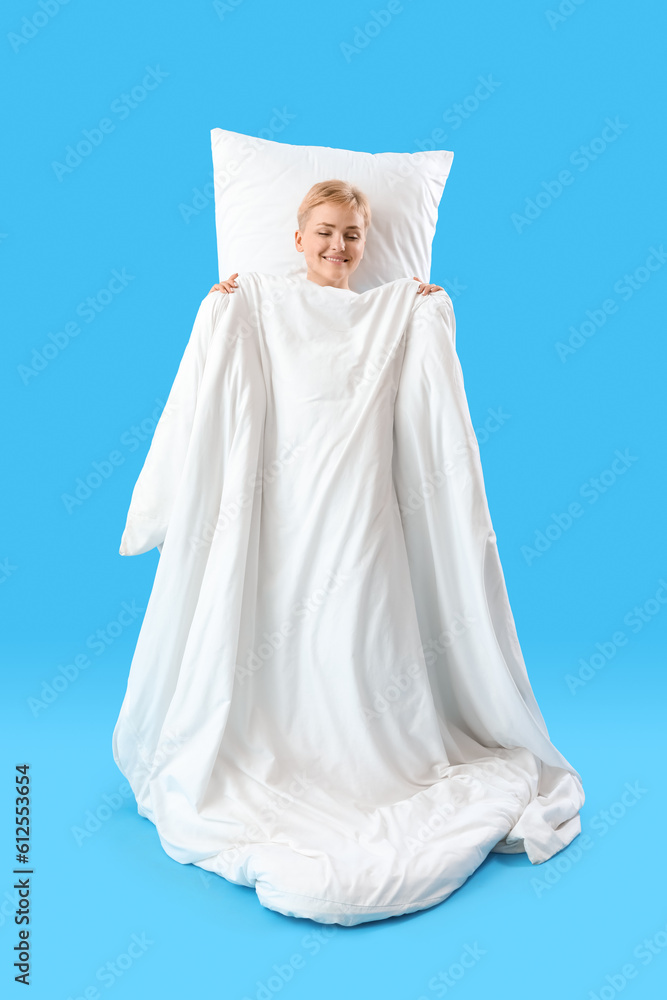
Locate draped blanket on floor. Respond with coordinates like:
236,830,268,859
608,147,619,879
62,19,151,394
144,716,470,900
112,272,584,926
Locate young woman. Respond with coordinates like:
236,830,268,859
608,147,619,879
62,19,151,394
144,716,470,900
114,178,584,926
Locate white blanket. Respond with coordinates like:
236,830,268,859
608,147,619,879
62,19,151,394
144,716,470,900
113,273,584,926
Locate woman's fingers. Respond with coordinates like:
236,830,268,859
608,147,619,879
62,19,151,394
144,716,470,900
209,273,239,294
209,282,236,294
413,276,446,295
419,282,445,295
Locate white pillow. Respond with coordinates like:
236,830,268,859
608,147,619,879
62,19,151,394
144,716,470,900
210,128,454,294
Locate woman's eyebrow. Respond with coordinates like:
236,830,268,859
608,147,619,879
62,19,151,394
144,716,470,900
315,221,362,230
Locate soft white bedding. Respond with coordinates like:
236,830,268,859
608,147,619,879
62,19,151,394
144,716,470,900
112,273,584,925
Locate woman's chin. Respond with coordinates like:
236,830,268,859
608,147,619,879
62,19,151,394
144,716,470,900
318,259,362,283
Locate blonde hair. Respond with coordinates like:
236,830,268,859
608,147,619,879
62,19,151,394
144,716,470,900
297,179,371,233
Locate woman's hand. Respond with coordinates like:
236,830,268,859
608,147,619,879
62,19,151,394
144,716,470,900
209,273,239,294
413,276,444,295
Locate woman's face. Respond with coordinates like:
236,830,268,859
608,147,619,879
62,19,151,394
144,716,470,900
295,201,366,290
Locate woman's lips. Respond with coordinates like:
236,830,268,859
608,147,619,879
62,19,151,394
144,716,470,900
322,256,348,264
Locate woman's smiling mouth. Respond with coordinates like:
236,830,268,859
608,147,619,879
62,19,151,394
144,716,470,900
322,256,348,264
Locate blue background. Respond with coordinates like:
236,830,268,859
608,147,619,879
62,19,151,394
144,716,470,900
2,0,665,997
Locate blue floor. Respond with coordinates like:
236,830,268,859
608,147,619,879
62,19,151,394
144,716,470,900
2,639,665,999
